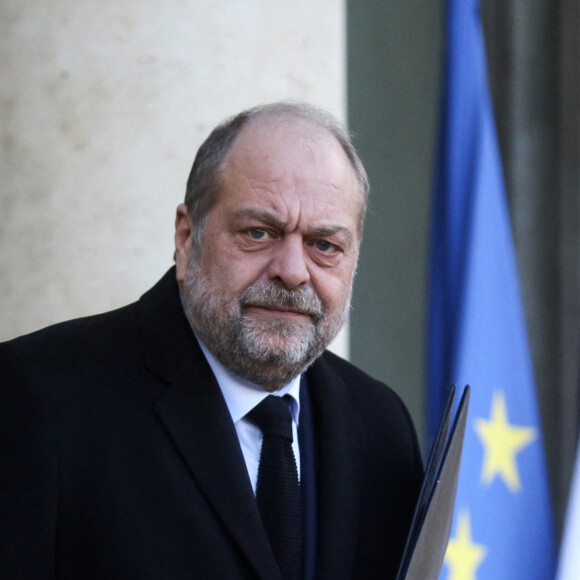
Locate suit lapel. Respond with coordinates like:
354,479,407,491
137,270,281,580
306,354,366,580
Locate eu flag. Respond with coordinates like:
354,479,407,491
427,0,556,577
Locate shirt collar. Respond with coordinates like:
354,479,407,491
196,335,301,425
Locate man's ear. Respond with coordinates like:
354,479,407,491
174,203,193,284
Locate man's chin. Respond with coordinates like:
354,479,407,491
246,334,308,359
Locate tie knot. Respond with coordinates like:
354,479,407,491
247,395,294,441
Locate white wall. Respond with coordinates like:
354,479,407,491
0,0,348,354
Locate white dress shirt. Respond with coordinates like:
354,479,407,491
196,337,301,493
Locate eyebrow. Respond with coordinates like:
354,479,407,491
231,207,354,246
309,225,354,247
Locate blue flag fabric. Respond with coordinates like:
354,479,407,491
428,0,555,578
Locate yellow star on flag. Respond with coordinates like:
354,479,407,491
444,510,487,580
475,390,537,492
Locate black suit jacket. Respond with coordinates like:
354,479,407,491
0,268,423,579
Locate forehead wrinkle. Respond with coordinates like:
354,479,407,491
221,119,361,237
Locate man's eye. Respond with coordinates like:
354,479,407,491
315,240,334,253
248,228,268,240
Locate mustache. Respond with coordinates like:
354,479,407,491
238,283,324,322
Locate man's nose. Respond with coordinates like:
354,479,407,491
267,237,310,289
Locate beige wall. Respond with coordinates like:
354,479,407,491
0,0,348,353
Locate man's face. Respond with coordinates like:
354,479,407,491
175,116,362,391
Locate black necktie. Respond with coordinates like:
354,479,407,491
247,395,303,579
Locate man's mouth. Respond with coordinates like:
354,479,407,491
238,284,324,323
245,303,312,320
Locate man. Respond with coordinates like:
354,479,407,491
0,102,423,579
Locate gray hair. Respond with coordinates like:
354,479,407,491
184,101,369,247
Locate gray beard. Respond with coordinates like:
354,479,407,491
181,254,351,391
